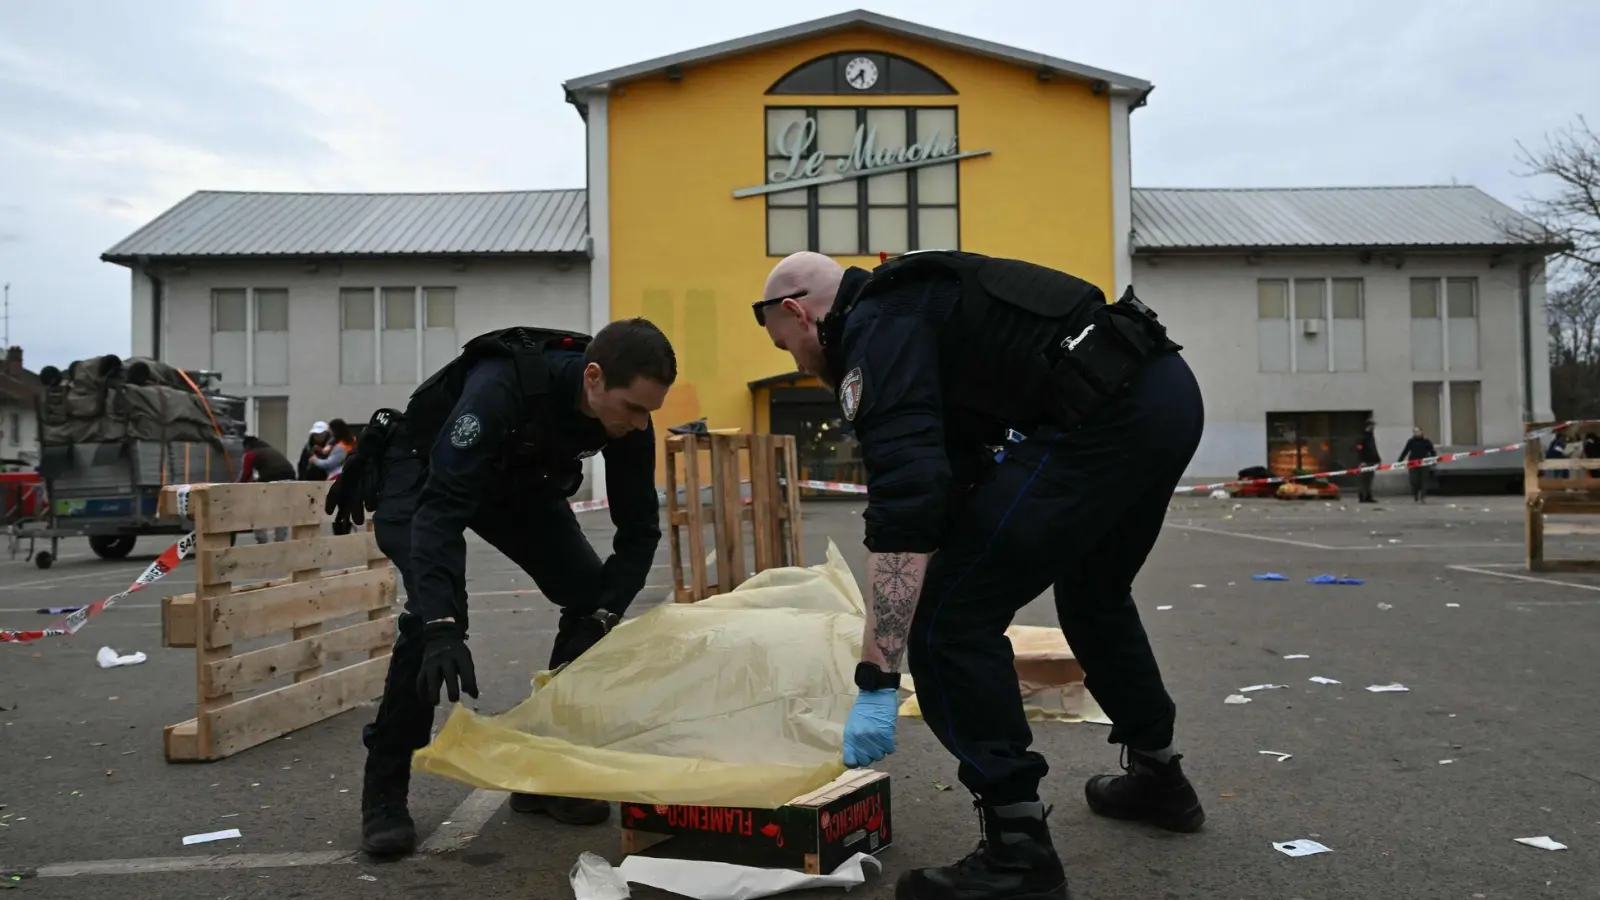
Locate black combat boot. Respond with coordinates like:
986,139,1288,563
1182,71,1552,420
360,752,417,856
896,800,1069,900
509,793,611,826
1084,747,1205,833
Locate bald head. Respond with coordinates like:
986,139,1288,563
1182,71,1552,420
757,252,845,385
764,251,844,316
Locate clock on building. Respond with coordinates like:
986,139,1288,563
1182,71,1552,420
844,56,878,90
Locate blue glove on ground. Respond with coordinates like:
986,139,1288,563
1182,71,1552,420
843,688,899,767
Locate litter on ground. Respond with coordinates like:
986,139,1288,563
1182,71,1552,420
1224,694,1252,705
1514,836,1567,851
1366,683,1410,693
1240,684,1288,693
1259,750,1292,762
1252,573,1288,581
1309,676,1341,685
1308,574,1364,585
1283,654,1310,659
182,828,242,846
1273,839,1332,857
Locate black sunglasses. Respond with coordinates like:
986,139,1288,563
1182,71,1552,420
753,290,807,326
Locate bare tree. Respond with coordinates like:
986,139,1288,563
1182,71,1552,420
1508,115,1600,283
1503,117,1600,419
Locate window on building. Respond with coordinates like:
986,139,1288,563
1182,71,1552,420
423,287,458,378
211,289,247,383
340,285,458,384
340,288,376,385
1449,380,1481,446
1330,278,1365,372
1412,381,1442,441
1257,279,1290,373
8,412,19,444
381,287,418,384
253,397,289,457
765,106,961,257
1256,277,1364,373
1411,277,1479,372
1446,278,1480,370
1292,278,1328,372
252,288,289,387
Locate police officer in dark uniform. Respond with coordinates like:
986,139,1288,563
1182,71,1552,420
326,318,677,858
756,251,1205,900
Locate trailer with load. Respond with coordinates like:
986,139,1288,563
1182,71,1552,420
8,354,245,569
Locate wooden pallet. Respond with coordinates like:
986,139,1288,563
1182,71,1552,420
1524,421,1600,573
664,433,803,602
156,482,398,762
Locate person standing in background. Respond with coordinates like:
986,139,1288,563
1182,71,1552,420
239,435,297,542
311,419,360,535
1397,427,1437,503
1354,419,1381,503
299,422,332,481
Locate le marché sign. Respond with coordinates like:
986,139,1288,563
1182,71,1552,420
733,115,991,199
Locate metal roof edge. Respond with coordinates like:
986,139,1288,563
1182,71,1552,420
561,8,1150,94
100,249,592,264
1130,241,1571,255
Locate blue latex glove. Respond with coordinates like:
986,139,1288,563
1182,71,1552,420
843,688,899,767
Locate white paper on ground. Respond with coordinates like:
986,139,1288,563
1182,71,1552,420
1273,839,1332,857
1309,676,1341,685
1156,605,1174,611
1283,654,1310,659
1259,750,1292,762
1514,836,1567,851
1224,694,1252,705
1240,684,1288,693
1446,603,1461,608
97,646,147,668
616,851,881,900
1366,683,1410,693
182,828,242,846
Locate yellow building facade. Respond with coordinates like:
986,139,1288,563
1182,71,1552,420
564,11,1150,487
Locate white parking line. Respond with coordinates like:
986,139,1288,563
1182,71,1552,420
30,850,358,877
418,789,509,853
16,789,509,878
1448,564,1600,598
1164,523,1346,550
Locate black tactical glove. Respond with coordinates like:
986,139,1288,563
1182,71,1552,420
323,452,367,527
416,621,479,706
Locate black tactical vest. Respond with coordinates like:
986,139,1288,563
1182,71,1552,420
401,326,591,446
841,251,1107,437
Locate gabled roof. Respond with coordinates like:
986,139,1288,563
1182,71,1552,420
563,9,1151,109
1131,186,1567,253
102,190,589,263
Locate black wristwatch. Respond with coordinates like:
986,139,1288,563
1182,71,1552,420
855,662,902,692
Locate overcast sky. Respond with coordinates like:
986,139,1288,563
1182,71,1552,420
1,0,1596,368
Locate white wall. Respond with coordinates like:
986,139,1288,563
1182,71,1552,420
1134,251,1548,480
0,397,39,465
128,256,591,483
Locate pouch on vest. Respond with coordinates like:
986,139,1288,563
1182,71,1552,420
1044,288,1180,428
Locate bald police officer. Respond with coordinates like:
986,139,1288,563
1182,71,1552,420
755,251,1205,900
327,319,676,858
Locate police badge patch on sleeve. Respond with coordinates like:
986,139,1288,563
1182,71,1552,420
840,367,864,421
449,413,482,449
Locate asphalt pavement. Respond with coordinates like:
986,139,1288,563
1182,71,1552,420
2,492,1598,899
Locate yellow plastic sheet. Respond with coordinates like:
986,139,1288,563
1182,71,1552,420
898,626,1110,725
412,540,866,809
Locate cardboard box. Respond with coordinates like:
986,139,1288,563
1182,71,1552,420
620,769,892,875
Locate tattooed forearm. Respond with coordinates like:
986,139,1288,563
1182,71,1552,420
865,552,929,672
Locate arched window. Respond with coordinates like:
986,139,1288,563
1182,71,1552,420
766,51,955,96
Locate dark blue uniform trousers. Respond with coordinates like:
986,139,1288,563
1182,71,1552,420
362,458,608,758
910,351,1205,804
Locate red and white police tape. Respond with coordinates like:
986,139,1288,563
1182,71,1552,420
1,533,196,643
2,490,612,644
4,421,1582,644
